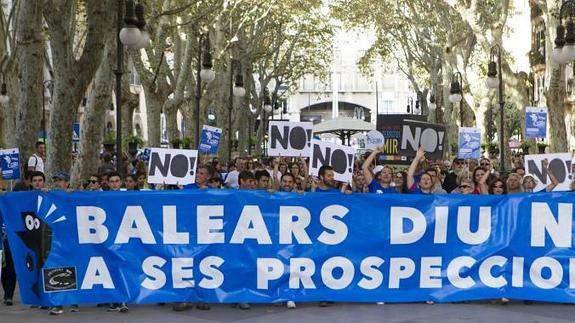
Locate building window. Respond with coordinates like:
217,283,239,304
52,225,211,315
382,100,394,113
130,70,141,85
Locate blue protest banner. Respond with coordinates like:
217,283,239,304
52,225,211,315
0,148,21,180
525,107,547,139
199,125,222,154
2,191,575,306
458,127,481,159
73,123,81,143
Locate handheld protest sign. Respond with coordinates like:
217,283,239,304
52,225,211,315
309,139,355,183
524,153,572,191
458,127,481,159
525,107,547,139
399,120,446,160
0,148,21,180
364,130,385,150
147,148,199,185
267,121,313,157
199,125,222,155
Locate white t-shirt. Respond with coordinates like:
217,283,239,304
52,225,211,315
27,154,44,173
225,170,240,188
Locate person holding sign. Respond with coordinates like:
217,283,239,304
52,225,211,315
407,147,434,194
362,145,397,194
522,159,558,193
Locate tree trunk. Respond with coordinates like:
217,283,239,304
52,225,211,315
70,41,114,186
145,93,163,147
45,0,112,176
15,0,44,161
165,106,179,145
546,66,569,152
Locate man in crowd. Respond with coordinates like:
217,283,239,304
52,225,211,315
255,170,271,190
311,166,339,193
442,157,465,193
225,158,246,188
86,174,102,191
52,172,70,190
104,171,129,313
27,141,46,173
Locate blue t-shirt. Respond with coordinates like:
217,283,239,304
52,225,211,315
409,183,431,194
368,179,397,194
315,186,339,193
183,183,199,189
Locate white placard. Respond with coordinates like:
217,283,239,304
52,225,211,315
147,148,199,185
267,121,313,157
364,130,385,150
308,139,355,183
524,153,572,192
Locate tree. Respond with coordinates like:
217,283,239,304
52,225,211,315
43,0,113,176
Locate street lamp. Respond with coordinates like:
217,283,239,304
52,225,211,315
194,34,215,147
449,72,463,126
486,45,506,172
116,0,149,175
0,78,8,106
42,80,54,143
552,1,575,64
407,97,414,115
228,59,245,162
428,95,436,124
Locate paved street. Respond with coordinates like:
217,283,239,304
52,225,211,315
1,300,575,323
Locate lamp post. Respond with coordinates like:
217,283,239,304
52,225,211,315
116,0,149,176
486,45,505,172
428,93,437,123
194,34,215,147
448,72,463,127
552,1,575,64
228,59,245,162
263,88,272,156
42,80,54,143
0,77,8,106
407,97,414,115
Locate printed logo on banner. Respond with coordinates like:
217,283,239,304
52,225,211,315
458,127,481,159
199,125,222,155
524,153,572,191
0,148,21,180
399,120,446,160
309,139,355,183
43,267,77,292
525,107,547,139
267,121,313,157
148,148,198,185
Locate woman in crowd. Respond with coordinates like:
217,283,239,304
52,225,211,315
394,171,409,193
506,173,523,194
407,147,434,194
125,174,139,191
362,145,397,194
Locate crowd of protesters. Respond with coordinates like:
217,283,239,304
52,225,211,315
1,140,575,315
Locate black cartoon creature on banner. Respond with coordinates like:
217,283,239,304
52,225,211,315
16,211,53,296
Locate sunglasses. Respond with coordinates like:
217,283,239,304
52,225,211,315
459,185,471,189
480,162,490,166
89,180,98,184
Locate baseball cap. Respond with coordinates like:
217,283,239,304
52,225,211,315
52,172,70,181
373,165,384,174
